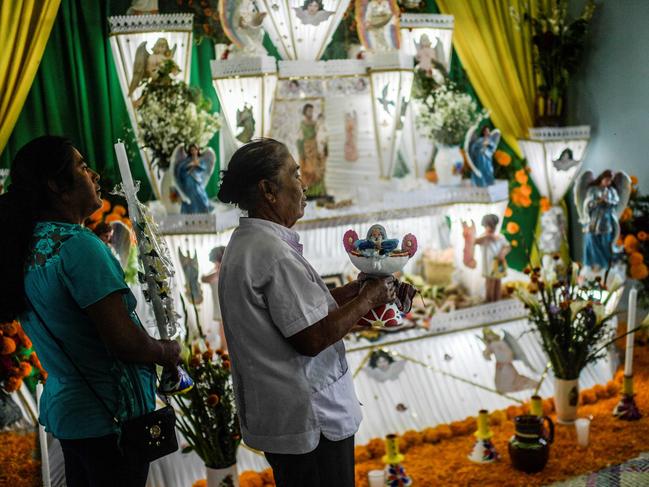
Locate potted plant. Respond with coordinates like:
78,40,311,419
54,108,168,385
515,0,596,126
416,83,485,185
173,341,241,487
512,259,621,423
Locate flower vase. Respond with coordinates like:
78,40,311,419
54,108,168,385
206,464,239,487
554,378,579,424
434,144,463,186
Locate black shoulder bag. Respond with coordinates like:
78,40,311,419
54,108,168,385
26,298,178,464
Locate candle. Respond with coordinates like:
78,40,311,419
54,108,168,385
530,395,543,417
624,289,638,377
114,141,139,223
574,418,590,447
367,470,384,487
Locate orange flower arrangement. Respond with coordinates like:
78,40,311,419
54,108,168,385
86,198,131,230
624,234,639,254
504,207,513,218
494,150,512,167
505,222,520,234
514,169,529,185
0,431,41,487
539,197,551,213
510,186,533,208
630,252,644,266
1,321,46,393
630,264,649,280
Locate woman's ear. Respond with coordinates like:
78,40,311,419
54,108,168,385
258,179,277,203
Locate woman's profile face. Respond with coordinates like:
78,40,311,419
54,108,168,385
65,148,102,219
271,153,307,227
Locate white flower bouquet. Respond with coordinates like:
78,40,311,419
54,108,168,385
417,84,485,146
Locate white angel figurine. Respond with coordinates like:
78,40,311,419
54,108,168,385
293,0,334,26
414,34,447,83
128,38,178,97
480,327,538,394
364,349,406,382
221,0,267,56
574,169,631,273
464,123,501,187
171,143,216,214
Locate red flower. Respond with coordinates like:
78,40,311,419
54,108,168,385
401,234,418,257
343,229,359,253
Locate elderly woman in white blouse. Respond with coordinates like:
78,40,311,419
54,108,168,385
217,138,395,487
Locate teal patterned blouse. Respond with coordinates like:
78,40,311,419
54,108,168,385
21,222,155,440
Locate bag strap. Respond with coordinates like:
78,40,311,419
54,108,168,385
25,295,120,426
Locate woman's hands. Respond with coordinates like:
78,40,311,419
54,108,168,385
359,276,397,308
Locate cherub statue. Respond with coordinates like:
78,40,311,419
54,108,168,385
235,105,255,143
553,148,581,172
414,34,447,84
354,224,400,257
364,349,406,382
465,214,511,302
171,143,216,214
479,327,538,394
464,123,501,187
178,247,203,306
220,0,267,56
293,0,334,26
574,169,631,273
129,37,178,97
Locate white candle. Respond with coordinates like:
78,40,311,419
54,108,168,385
113,141,139,222
574,417,590,447
624,288,638,376
368,470,385,487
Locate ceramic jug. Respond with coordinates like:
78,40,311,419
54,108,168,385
508,414,554,473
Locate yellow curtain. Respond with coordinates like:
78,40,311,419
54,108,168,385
436,0,544,155
0,0,61,152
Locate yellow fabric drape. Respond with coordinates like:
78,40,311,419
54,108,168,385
0,0,61,152
436,0,543,155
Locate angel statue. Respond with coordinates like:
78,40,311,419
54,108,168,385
178,247,203,306
171,143,216,214
464,123,501,187
574,169,631,273
364,349,406,382
479,327,538,394
360,0,399,52
128,37,178,97
415,34,447,84
220,0,267,56
293,0,334,26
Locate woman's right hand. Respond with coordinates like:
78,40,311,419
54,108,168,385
359,276,396,308
158,339,181,369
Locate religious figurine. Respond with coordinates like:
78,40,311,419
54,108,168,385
464,123,501,187
462,221,477,268
479,327,538,394
220,0,267,56
468,410,499,463
126,0,158,14
293,0,334,26
178,247,203,306
465,214,511,302
297,103,328,197
414,34,447,84
354,224,400,256
356,0,400,52
344,226,417,329
364,349,406,382
344,110,359,162
553,148,580,172
235,105,255,143
201,246,228,351
171,143,216,214
574,170,631,274
129,37,178,97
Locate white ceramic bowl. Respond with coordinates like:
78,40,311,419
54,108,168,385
348,252,410,276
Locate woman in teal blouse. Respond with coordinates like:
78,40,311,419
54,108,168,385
0,136,180,487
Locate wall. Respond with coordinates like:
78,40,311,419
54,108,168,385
568,0,649,191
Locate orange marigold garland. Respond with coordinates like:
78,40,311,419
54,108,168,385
619,177,649,306
0,321,46,393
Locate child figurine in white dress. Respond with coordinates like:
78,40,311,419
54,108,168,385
201,246,228,351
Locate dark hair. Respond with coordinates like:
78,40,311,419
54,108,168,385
93,222,112,237
0,136,77,321
590,169,614,188
302,0,322,9
302,103,314,115
481,213,499,229
217,138,290,212
209,246,226,263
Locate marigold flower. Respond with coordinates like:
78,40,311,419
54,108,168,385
624,234,640,254
425,170,438,183
206,394,220,407
630,252,644,265
638,231,648,241
504,207,513,218
19,362,32,378
202,350,213,362
515,169,528,185
506,222,520,234
494,150,512,166
511,240,519,247
4,376,22,392
540,197,551,212
620,207,632,222
631,175,639,185
0,321,18,336
1,336,16,355
630,263,649,280
519,184,532,196
222,360,231,370
189,355,201,368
